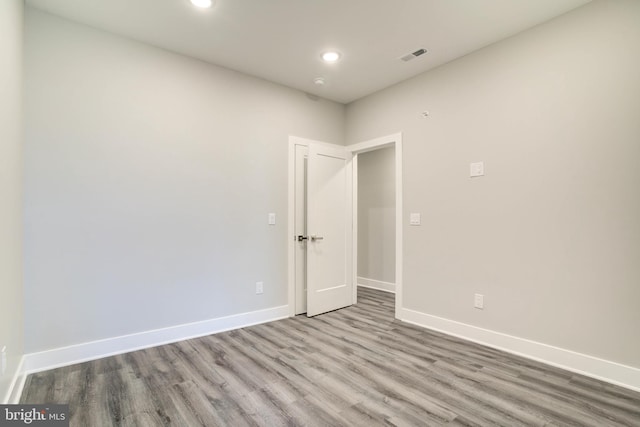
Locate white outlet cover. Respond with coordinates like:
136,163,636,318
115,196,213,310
268,213,276,225
409,213,421,226
470,161,484,177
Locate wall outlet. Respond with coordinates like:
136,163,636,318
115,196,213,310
256,281,264,294
474,294,484,309
470,161,484,177
1,346,6,376
409,213,421,226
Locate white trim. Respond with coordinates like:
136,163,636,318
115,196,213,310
289,136,327,317
289,136,341,150
358,277,396,293
348,133,399,154
399,307,640,393
288,136,322,316
287,137,297,316
394,138,403,319
3,356,26,404
349,132,403,319
351,154,359,304
22,305,289,375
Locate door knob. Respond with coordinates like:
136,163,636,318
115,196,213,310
297,235,308,241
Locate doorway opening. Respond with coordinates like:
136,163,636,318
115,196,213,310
356,146,396,294
287,133,403,318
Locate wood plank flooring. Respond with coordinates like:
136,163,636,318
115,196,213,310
21,287,640,426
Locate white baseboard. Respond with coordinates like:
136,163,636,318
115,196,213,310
399,307,640,393
358,277,395,293
16,303,640,395
3,356,26,404
22,305,290,375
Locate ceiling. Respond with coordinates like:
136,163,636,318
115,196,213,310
26,0,592,104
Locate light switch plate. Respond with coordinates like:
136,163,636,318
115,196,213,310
268,213,276,225
410,213,421,226
470,161,484,177
474,294,484,309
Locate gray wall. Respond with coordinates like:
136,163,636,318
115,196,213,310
24,8,345,353
346,0,640,368
357,147,395,284
0,0,24,402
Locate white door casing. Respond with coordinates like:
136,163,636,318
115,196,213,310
288,134,401,319
294,145,308,315
347,133,403,319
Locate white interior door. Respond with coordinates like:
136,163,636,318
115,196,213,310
306,143,353,317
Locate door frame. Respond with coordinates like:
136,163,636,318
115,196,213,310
287,136,351,316
287,133,403,318
347,133,403,318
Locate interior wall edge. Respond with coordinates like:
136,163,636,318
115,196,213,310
0,0,25,406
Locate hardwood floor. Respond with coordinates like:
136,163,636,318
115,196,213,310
21,287,640,426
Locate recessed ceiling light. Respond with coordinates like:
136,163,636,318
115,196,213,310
190,0,213,8
321,51,341,63
314,77,326,86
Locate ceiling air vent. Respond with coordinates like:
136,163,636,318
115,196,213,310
400,48,428,62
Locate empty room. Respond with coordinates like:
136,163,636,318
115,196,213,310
1,0,639,425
